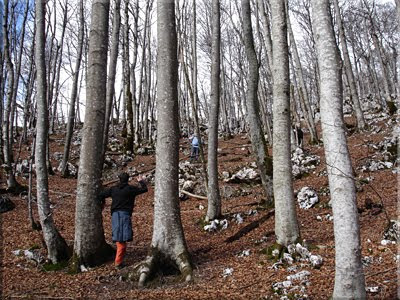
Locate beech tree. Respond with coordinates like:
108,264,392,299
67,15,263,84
311,0,366,298
34,0,69,263
73,0,113,268
138,0,192,286
271,0,300,246
206,0,222,221
241,0,273,202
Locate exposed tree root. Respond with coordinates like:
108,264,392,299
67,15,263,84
137,247,193,287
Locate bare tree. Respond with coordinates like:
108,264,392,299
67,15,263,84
206,0,221,221
241,0,272,203
271,0,300,246
138,0,192,287
311,0,366,298
103,0,121,150
60,0,85,177
333,0,366,130
72,0,113,268
35,0,69,263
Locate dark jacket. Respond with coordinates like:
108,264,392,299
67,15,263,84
99,181,148,214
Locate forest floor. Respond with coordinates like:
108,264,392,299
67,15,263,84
0,114,398,299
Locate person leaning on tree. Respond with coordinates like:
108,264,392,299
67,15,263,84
98,172,148,269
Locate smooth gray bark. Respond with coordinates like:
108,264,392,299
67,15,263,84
35,0,69,263
311,0,366,298
271,0,300,246
2,0,17,189
287,7,318,143
206,0,221,221
103,0,121,150
73,0,113,267
242,0,273,203
60,0,85,177
138,0,192,286
333,0,366,130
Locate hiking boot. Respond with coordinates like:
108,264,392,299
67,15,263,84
115,263,127,270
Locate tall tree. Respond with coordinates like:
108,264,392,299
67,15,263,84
311,0,366,298
286,6,319,143
332,0,366,130
72,0,113,268
241,0,273,203
60,0,85,177
34,0,69,263
103,0,121,150
138,0,192,287
271,0,300,246
2,0,18,189
206,0,221,221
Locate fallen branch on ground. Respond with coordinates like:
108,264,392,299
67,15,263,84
181,190,207,200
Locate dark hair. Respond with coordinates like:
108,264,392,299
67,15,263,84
118,172,129,184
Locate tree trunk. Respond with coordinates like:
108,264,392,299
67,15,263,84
60,0,85,177
311,1,366,298
50,1,69,134
35,0,69,263
73,0,113,268
138,0,192,286
286,5,318,143
332,0,366,130
123,0,134,153
2,0,17,189
103,0,121,150
206,0,222,221
241,0,272,203
271,0,300,246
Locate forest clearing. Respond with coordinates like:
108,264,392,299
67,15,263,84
0,0,399,299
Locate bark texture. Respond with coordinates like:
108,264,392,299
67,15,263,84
73,0,113,267
206,0,222,221
271,0,300,246
241,0,273,202
138,0,192,287
311,0,366,298
35,0,69,263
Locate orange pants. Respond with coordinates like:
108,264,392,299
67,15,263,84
115,242,127,266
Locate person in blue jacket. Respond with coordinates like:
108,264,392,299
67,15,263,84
99,172,148,268
189,134,199,161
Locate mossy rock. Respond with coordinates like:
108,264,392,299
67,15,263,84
42,260,69,272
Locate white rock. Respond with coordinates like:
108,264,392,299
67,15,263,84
283,253,294,265
366,286,380,293
198,204,204,210
380,239,391,246
309,255,323,268
80,265,88,272
297,187,319,209
316,215,322,221
295,243,310,259
238,249,251,257
287,244,296,255
287,270,311,281
234,213,244,224
222,267,233,277
273,280,292,291
272,249,280,257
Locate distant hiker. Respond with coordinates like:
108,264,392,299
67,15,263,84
189,134,199,161
295,126,304,148
98,172,148,269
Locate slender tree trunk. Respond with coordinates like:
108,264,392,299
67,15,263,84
35,0,69,263
311,1,366,298
333,0,366,130
138,0,192,286
60,0,85,177
123,0,134,152
103,0,121,151
73,0,113,268
2,0,17,189
50,1,69,134
271,0,300,246
241,0,272,203
206,0,221,221
287,5,318,143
